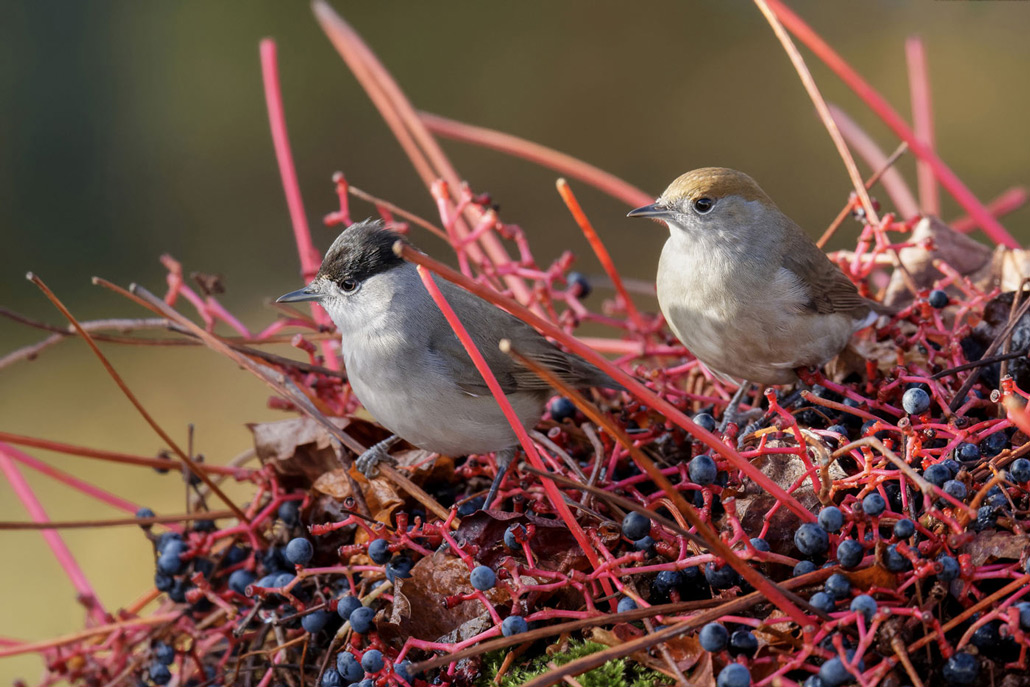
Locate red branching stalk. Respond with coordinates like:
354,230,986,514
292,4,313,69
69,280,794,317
763,0,1019,248
905,37,939,217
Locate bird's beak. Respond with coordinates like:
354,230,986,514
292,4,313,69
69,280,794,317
626,203,673,220
276,283,323,303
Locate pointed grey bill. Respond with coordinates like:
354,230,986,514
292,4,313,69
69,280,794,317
626,203,673,219
276,284,322,303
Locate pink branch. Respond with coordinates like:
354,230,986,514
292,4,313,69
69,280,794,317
906,37,939,216
764,0,1019,248
260,39,340,370
0,444,107,625
950,186,1028,233
420,112,653,208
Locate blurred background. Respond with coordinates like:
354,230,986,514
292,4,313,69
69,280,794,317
1,0,1027,680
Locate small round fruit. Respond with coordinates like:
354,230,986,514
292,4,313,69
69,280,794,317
617,597,637,613
689,455,718,486
810,591,835,614
621,511,651,540
794,523,829,556
548,397,576,422
824,573,851,600
469,565,496,591
861,493,886,516
699,622,729,652
942,652,979,685
716,663,751,687
928,289,949,309
301,610,331,634
336,651,364,683
361,649,384,673
349,606,375,634
836,539,864,569
367,538,391,564
892,519,915,539
501,615,528,637
285,538,314,566
728,629,758,657
902,387,931,415
850,594,876,623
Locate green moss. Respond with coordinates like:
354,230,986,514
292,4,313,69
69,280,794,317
477,640,665,687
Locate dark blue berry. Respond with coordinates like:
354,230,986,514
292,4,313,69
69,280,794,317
824,573,851,600
1016,602,1030,630
617,597,637,613
818,656,854,687
504,524,526,549
750,537,771,552
981,431,1009,457
1010,458,1030,483
155,532,184,554
794,560,818,576
689,455,718,485
923,463,950,487
154,572,174,592
810,591,835,613
942,480,967,501
333,595,360,621
277,500,300,525
850,594,876,623
154,642,175,665
567,272,592,298
136,507,156,528
367,538,391,564
942,652,978,685
803,677,825,687
469,565,496,591
349,606,375,634
632,536,656,553
716,663,751,687
902,388,931,415
970,620,1001,650
928,289,949,309
836,539,864,569
957,442,980,463
818,506,844,533
892,519,915,539
456,497,485,516
149,662,172,686
320,668,343,687
228,569,256,595
502,615,528,636
705,562,740,589
884,544,910,572
273,572,296,589
862,493,886,516
337,651,364,682
285,538,314,566
394,660,414,683
936,554,960,581
302,609,331,634
942,458,962,478
385,556,414,582
361,649,384,673
548,397,576,423
693,412,718,433
728,629,758,657
699,622,729,651
795,523,830,556
157,546,187,575
653,570,684,595
621,511,651,540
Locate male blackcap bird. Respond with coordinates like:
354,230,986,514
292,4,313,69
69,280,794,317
278,220,619,508
628,168,889,412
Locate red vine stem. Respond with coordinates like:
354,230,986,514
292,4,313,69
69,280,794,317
905,36,939,217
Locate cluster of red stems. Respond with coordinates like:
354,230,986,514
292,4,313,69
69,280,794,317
2,2,1030,687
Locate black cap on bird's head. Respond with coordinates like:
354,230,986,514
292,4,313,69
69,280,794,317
277,220,408,304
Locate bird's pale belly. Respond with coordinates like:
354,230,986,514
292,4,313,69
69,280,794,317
346,360,545,456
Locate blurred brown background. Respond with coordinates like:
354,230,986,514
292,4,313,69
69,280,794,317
1,1,1028,681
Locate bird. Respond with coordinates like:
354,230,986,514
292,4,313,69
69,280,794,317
277,220,620,508
627,168,888,412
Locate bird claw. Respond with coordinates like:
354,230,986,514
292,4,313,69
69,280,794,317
356,435,400,478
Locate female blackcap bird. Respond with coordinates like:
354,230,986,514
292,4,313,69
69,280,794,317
628,167,889,389
278,220,619,508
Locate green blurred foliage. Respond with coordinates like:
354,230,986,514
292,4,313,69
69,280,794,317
0,1,1027,681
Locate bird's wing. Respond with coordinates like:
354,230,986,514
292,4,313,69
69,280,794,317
428,280,620,397
779,221,872,318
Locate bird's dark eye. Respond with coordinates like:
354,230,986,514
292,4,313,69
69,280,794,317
693,197,715,214
340,278,358,293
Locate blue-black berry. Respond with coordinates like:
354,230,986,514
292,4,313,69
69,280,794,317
349,606,375,634
850,594,876,623
818,656,854,687
277,500,300,525
621,511,651,540
228,569,256,595
689,455,718,486
793,560,818,576
693,412,718,433
980,431,1009,457
337,651,364,682
1016,602,1030,631
716,663,751,687
942,652,978,685
699,622,729,651
928,289,949,309
884,544,910,572
794,523,829,557
368,538,391,564
567,272,592,298
504,524,526,549
149,662,172,686
728,629,758,657
302,609,331,634
749,537,770,552
705,562,740,589
456,496,485,516
892,519,915,539
836,539,864,569
942,479,967,501
153,642,175,665
810,591,835,614
1010,458,1030,483
653,570,684,595
936,554,960,582
923,463,951,487
617,597,637,613
285,537,314,566
336,594,362,620
320,668,343,687
469,565,496,591
361,649,384,673
861,493,886,516
824,573,851,600
818,506,844,533
385,556,414,582
548,397,576,423
501,615,528,636
956,442,980,463
902,387,931,415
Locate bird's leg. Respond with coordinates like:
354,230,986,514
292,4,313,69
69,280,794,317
483,446,517,511
719,382,755,433
355,435,401,478
736,373,815,447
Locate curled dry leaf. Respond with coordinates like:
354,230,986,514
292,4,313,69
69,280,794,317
589,626,706,678
962,530,1030,567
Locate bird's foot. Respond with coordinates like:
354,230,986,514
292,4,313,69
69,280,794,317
483,446,517,511
719,382,755,434
355,435,401,478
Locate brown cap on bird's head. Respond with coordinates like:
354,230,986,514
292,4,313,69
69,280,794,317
658,167,774,208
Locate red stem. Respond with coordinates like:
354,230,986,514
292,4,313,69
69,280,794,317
764,0,1019,248
905,36,939,217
